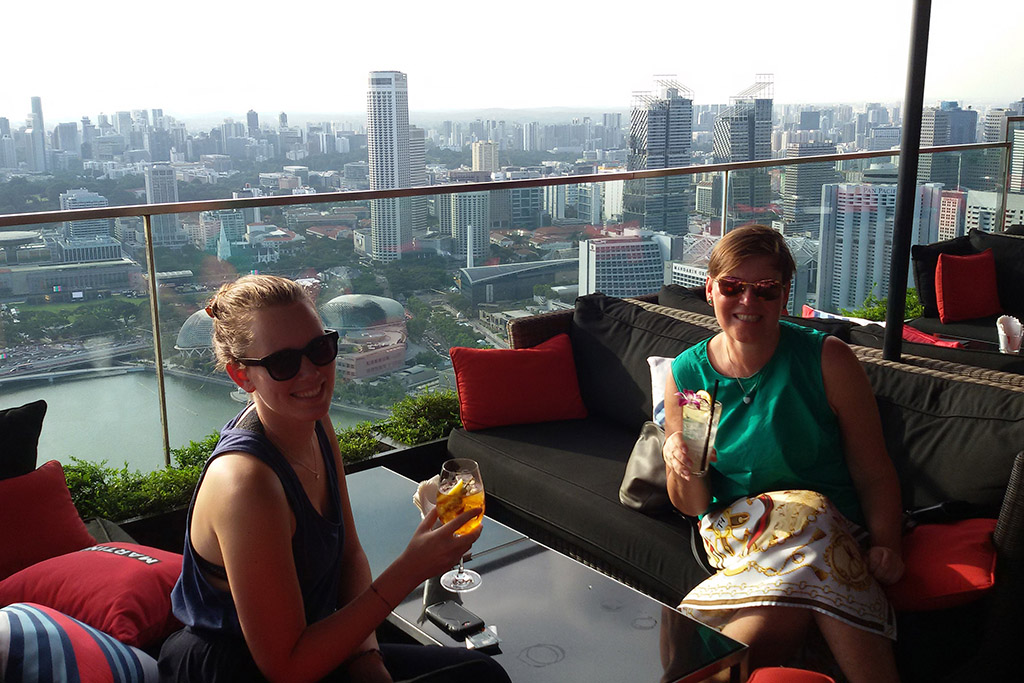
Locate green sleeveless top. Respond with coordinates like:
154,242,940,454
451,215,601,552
670,321,864,525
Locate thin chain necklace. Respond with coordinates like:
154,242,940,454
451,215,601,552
292,432,320,480
724,341,763,405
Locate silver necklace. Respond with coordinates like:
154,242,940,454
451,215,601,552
724,342,763,404
292,432,320,479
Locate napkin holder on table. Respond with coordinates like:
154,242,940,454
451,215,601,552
997,315,1022,354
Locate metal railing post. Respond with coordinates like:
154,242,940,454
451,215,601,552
721,169,730,235
884,0,932,362
142,214,172,466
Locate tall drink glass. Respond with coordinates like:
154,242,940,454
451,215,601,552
681,400,721,477
436,458,485,592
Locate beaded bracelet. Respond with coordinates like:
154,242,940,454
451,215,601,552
369,582,394,611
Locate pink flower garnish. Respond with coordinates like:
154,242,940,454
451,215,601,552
676,390,702,408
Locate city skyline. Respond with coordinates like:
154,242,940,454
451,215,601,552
4,1,1023,125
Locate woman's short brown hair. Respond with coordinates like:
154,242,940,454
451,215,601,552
205,274,313,370
707,224,796,284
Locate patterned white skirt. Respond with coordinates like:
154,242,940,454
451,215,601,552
679,490,896,640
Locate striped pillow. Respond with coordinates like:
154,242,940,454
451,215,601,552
0,603,158,683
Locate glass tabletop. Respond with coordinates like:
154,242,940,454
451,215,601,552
347,466,746,682
347,465,526,577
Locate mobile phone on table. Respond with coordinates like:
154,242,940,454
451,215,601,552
424,600,485,640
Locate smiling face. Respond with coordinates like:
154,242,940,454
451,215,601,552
706,254,790,345
227,300,336,425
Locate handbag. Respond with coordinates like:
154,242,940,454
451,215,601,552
618,421,672,513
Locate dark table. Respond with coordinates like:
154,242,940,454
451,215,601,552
348,466,747,682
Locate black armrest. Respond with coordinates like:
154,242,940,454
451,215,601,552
993,451,1024,565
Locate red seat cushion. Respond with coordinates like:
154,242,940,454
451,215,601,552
0,542,183,648
747,667,836,682
886,518,998,612
935,249,1002,323
0,460,96,580
450,333,587,431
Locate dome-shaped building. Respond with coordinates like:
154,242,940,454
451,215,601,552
319,294,407,381
175,308,214,357
319,294,405,334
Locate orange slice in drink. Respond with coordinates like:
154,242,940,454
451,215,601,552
695,390,713,409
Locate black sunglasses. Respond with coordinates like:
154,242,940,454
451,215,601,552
237,330,339,381
715,277,784,301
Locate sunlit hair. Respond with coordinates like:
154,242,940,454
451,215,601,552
708,224,796,285
205,275,312,370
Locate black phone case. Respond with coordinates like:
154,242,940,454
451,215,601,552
424,600,485,639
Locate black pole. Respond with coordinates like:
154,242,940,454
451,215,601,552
884,0,932,362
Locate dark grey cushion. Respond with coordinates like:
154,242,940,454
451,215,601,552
571,294,715,433
968,229,1024,317
448,419,710,599
0,400,47,480
863,359,1024,514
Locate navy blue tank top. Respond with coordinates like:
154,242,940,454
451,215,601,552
170,408,344,635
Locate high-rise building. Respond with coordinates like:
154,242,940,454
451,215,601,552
279,112,288,129
472,141,500,173
965,190,1024,231
115,111,132,138
30,97,44,132
781,142,839,238
713,75,774,228
984,108,1010,143
918,102,978,188
624,76,693,235
578,235,665,297
366,70,412,261
54,122,80,155
247,110,259,137
1011,129,1024,195
59,189,112,240
938,189,968,240
0,117,10,137
450,192,490,265
25,127,46,172
866,125,901,151
817,182,942,313
145,164,188,248
409,125,428,230
0,135,15,169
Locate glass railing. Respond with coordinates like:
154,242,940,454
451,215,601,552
0,138,1016,470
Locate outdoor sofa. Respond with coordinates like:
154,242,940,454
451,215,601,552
441,292,1024,682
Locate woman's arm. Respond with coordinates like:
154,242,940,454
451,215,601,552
202,439,482,682
821,336,905,585
663,371,713,517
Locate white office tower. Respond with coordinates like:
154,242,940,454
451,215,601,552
965,190,1024,232
145,164,188,248
624,76,693,235
866,125,901,151
472,141,500,172
781,142,839,238
0,135,16,169
817,183,942,314
410,126,428,230
60,189,113,240
578,183,603,224
578,236,665,297
451,192,490,264
367,70,412,261
713,75,773,228
938,190,968,240
984,109,1011,143
1011,129,1024,194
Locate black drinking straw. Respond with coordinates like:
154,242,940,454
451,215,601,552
699,379,720,473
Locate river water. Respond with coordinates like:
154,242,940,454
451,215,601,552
2,371,370,473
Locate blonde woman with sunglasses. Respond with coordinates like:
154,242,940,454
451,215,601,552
662,225,904,682
159,275,510,683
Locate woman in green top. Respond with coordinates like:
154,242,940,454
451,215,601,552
662,225,904,683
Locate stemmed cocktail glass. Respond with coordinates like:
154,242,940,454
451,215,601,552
436,458,485,592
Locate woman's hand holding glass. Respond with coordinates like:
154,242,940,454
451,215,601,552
402,507,482,582
663,430,717,481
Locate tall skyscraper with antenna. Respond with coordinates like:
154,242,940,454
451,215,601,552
713,75,774,229
366,70,411,261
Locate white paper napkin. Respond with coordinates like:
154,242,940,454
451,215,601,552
997,315,1022,354
413,474,440,519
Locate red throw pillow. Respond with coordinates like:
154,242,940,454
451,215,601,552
935,249,1002,323
450,333,588,431
886,518,997,612
0,460,96,580
748,668,836,683
0,542,183,648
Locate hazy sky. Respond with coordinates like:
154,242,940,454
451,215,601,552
4,1,1022,127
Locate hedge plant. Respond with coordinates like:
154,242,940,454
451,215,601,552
66,390,462,522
